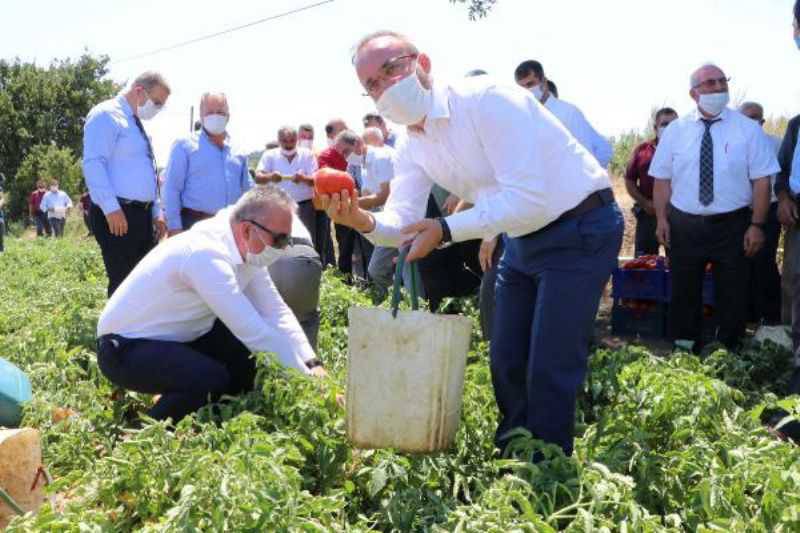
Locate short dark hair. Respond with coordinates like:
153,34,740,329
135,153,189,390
514,60,544,81
363,112,384,126
298,123,314,134
795,0,800,24
325,119,345,137
265,141,279,150
654,107,678,124
546,80,558,98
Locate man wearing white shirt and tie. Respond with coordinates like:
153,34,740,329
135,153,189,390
650,64,779,351
256,126,318,239
96,186,327,422
514,60,613,169
320,30,623,456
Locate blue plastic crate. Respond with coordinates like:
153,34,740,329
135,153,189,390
664,271,714,305
611,299,668,338
611,268,668,302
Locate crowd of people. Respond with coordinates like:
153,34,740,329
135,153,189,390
16,4,796,457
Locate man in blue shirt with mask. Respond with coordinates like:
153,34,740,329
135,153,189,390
163,92,252,235
83,71,171,296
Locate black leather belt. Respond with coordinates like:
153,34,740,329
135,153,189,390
529,188,614,236
118,197,153,210
669,204,749,222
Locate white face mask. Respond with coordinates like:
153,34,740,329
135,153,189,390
347,153,362,166
137,97,162,120
327,138,335,147
203,114,228,135
50,186,58,193
698,91,729,117
245,234,286,268
298,139,313,149
281,147,297,157
376,71,432,126
657,126,667,138
531,85,545,101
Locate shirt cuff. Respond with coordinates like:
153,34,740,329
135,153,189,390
363,213,404,248
97,196,122,215
445,209,486,243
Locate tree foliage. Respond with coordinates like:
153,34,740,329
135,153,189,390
0,54,117,218
9,144,83,218
449,0,497,19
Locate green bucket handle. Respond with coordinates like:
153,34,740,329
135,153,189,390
390,246,419,318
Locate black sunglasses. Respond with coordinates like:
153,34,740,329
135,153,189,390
246,219,291,249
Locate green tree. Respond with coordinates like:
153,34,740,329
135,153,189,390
449,0,496,19
0,53,117,218
9,144,83,219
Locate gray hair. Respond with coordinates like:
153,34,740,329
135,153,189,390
363,126,384,143
199,92,228,115
689,63,724,89
230,185,297,223
335,129,360,146
739,101,764,119
277,125,297,140
132,71,171,93
351,30,418,64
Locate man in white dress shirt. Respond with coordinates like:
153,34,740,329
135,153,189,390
96,186,327,422
650,64,779,351
514,60,613,169
320,30,623,456
256,126,318,239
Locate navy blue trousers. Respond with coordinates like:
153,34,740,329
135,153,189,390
97,320,255,422
490,201,623,455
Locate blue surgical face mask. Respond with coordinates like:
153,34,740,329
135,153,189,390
794,35,800,50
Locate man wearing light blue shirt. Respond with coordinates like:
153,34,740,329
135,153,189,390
515,60,613,169
82,71,171,296
164,92,252,235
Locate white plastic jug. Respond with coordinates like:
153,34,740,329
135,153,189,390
346,305,472,452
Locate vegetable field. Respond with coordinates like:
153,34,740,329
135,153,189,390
3,226,800,532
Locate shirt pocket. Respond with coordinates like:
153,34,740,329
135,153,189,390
672,134,700,182
722,132,749,181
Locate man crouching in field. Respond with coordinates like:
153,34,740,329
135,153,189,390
95,186,328,422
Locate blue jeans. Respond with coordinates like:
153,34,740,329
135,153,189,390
490,201,623,455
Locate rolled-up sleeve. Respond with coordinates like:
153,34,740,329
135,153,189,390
748,129,781,180
648,127,676,180
181,252,312,375
164,140,189,230
83,111,121,215
366,145,433,247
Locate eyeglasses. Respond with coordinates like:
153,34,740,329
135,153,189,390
246,219,291,249
362,54,418,97
692,76,731,91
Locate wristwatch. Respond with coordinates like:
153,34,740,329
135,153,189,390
437,217,453,245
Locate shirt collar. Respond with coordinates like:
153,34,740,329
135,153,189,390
199,128,230,148
410,80,450,135
212,207,244,265
116,94,134,118
692,106,730,122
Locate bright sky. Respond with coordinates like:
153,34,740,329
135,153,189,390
2,0,799,163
